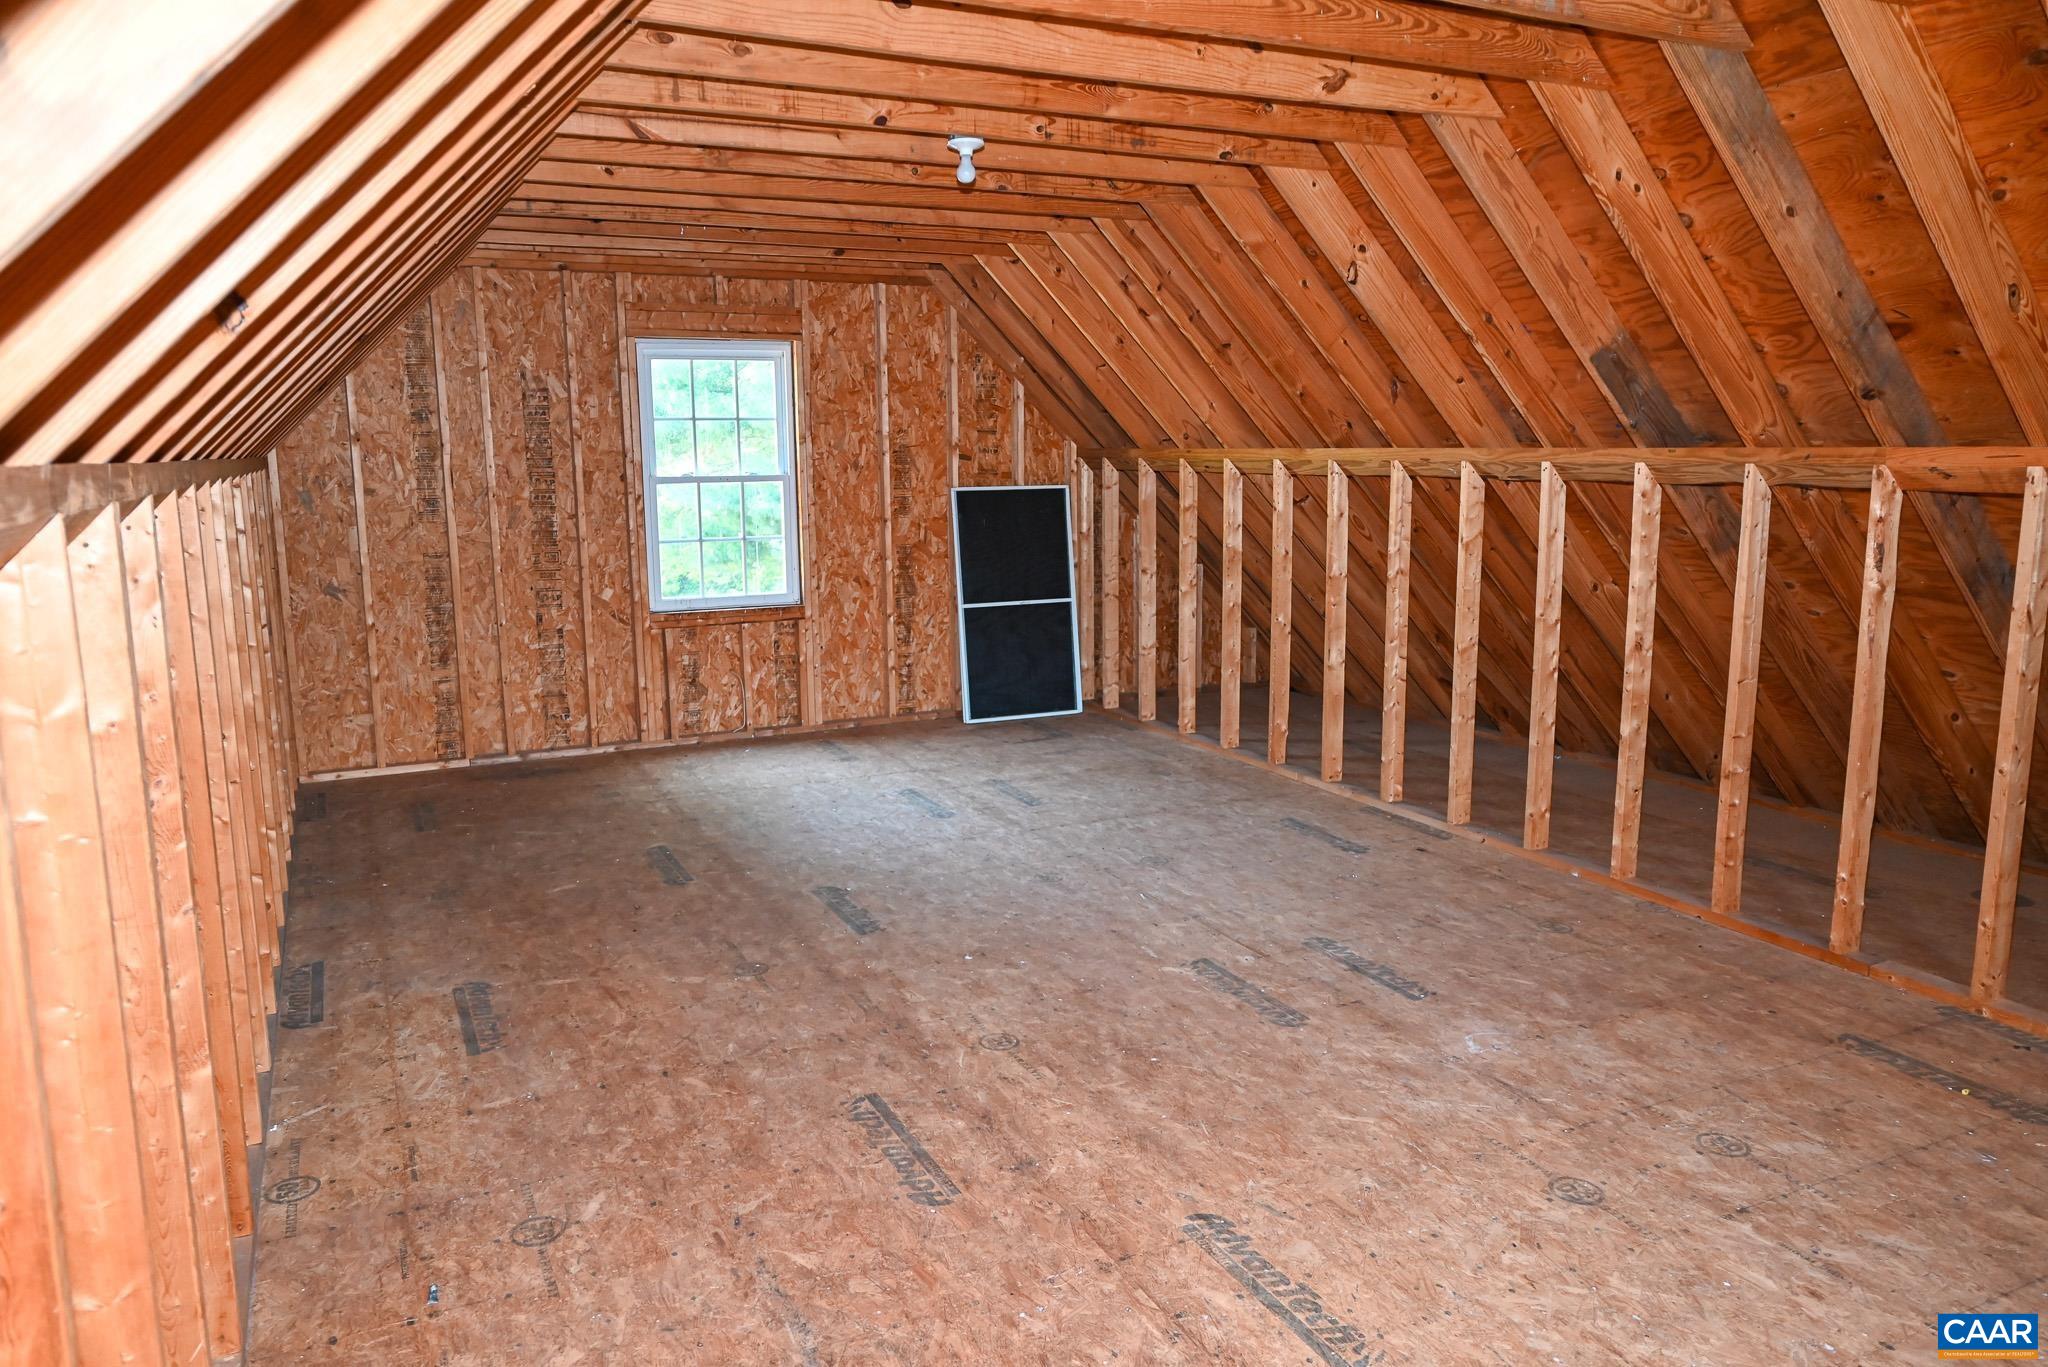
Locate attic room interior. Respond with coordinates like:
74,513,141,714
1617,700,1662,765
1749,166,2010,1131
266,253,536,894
10,0,2048,1362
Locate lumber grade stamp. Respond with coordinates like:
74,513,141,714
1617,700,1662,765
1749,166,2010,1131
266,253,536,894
280,962,326,1029
647,843,693,886
1838,1034,2048,1125
847,1094,960,1208
1188,957,1307,1028
1181,1213,1380,1367
1302,937,1432,1001
452,980,505,1055
815,885,881,936
1280,816,1369,855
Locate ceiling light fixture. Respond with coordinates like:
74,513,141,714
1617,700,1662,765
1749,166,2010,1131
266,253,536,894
947,134,985,186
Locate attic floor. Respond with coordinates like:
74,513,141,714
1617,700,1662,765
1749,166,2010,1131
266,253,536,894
253,711,2048,1365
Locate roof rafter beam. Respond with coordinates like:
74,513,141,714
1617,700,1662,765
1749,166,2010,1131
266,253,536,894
635,0,1502,117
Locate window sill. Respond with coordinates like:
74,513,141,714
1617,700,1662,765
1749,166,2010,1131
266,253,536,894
648,602,807,630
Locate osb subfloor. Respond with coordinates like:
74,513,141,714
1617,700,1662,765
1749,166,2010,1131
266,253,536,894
1131,683,2048,1015
254,711,2048,1365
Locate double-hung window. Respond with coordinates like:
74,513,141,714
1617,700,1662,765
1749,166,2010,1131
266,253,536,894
636,338,801,613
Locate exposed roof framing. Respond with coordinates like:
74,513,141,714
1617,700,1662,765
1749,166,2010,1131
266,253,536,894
6,0,2048,867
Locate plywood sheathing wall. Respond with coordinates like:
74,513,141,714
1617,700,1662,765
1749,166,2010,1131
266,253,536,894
275,268,1074,776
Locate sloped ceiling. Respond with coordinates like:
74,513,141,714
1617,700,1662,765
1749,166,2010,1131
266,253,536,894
7,0,2048,850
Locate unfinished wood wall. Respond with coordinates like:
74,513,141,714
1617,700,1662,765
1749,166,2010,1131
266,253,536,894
273,266,1074,777
0,467,295,1364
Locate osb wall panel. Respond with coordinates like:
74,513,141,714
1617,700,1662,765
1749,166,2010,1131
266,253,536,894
276,269,1076,776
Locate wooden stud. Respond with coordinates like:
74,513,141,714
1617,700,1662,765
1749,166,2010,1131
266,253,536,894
1220,460,1244,749
67,506,210,1366
1524,464,1567,850
1321,463,1350,783
1973,468,2048,1002
0,583,77,1367
1177,461,1200,734
1268,460,1293,766
1830,467,1905,954
0,518,167,1363
1100,460,1120,708
1610,464,1663,880
1076,456,1096,700
1448,464,1486,826
1136,462,1159,721
155,495,255,1240
1711,466,1773,917
1381,463,1413,803
122,498,241,1360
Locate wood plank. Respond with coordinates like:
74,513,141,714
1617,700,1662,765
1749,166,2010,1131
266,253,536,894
1816,0,2048,445
1381,462,1413,802
1178,462,1201,734
1973,467,2048,1002
1087,446,2048,495
560,110,1256,187
605,26,1408,144
1428,0,1746,44
902,0,1609,83
1448,463,1486,826
563,270,640,746
0,518,166,1362
1321,463,1350,783
1269,460,1294,766
154,495,255,1240
1077,459,1096,699
1425,112,1697,446
68,505,210,1367
1524,463,1567,850
189,487,269,1091
0,724,75,1364
1610,463,1663,880
639,0,1501,116
431,270,509,757
1220,460,1244,748
1136,462,1159,721
1828,467,1904,954
120,500,240,1359
1531,82,1802,446
1100,461,1121,708
1710,465,1772,917
576,70,1332,168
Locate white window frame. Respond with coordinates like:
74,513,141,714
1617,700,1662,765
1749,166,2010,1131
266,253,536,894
635,336,803,614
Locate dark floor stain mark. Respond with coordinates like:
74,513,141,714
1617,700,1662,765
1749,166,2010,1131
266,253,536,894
452,981,504,1055
1303,937,1432,1001
295,791,328,821
900,787,954,819
814,886,881,936
988,778,1044,807
280,961,326,1029
819,740,856,762
1839,1034,2048,1125
1189,957,1307,1027
1182,1213,1378,1366
1281,817,1368,855
410,802,437,832
647,844,693,886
